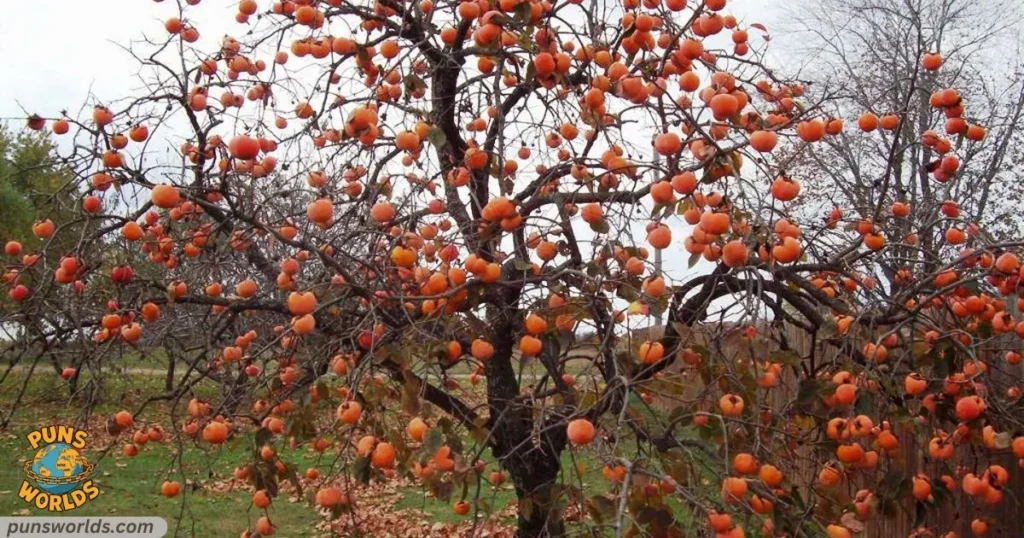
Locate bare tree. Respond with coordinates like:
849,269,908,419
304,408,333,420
780,0,1024,277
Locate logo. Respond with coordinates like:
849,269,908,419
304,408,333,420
18,425,99,512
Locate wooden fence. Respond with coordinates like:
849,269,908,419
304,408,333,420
632,322,1024,537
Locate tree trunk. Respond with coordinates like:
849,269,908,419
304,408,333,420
508,448,565,538
485,303,568,538
164,354,175,392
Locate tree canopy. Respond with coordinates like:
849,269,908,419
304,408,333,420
2,0,1024,537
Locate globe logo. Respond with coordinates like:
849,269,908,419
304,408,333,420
23,442,94,495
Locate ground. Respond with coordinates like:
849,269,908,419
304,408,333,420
0,350,696,537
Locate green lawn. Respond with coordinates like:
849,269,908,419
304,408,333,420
0,360,704,537
0,369,324,537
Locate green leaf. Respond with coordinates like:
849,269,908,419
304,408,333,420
578,391,598,412
768,349,802,366
404,73,426,95
840,512,865,533
993,431,1013,449
877,469,909,500
426,126,447,150
676,198,693,215
854,390,875,415
796,378,824,412
616,284,640,303
932,351,951,378
650,202,667,219
282,462,303,497
423,427,443,453
431,478,453,501
513,1,533,24
913,502,927,528
523,60,537,85
647,294,670,316
687,253,701,268
729,151,744,173
590,218,610,234
512,257,533,271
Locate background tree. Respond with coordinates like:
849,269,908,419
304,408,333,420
0,128,77,247
0,127,84,349
2,0,1024,537
779,0,1024,274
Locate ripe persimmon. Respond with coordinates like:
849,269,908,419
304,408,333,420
524,314,548,335
638,341,664,364
733,453,757,475
709,94,739,120
92,106,114,126
825,525,852,538
519,335,542,356
291,314,315,335
699,212,731,234
566,418,596,446
719,394,744,417
857,112,879,131
453,500,471,515
287,291,317,315
721,477,748,502
471,339,495,360
818,465,842,487
151,185,181,209
202,421,228,444
722,240,748,267
654,132,682,155
371,202,396,223
114,411,134,429
407,417,429,442
371,442,396,468
395,131,420,151
922,53,943,71
307,199,333,225
253,489,271,509
708,512,732,533
758,464,783,487
749,130,777,152
161,481,181,498
336,401,362,424
236,279,257,297
228,135,260,159
647,226,672,249
580,203,603,224
770,177,800,201
955,395,984,421
255,516,273,536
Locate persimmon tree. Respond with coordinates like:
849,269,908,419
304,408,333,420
2,0,1024,537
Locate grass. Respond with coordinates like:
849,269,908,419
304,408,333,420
0,369,324,537
0,356,705,536
0,440,321,536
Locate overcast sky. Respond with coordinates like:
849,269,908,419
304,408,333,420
0,0,779,122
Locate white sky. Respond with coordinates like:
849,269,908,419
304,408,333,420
0,0,779,121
